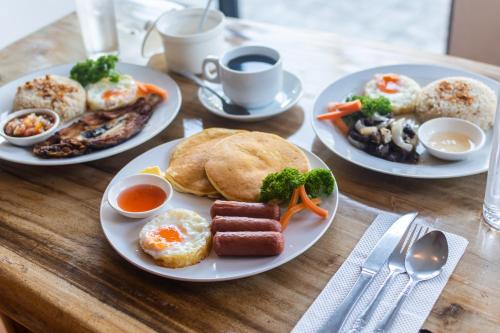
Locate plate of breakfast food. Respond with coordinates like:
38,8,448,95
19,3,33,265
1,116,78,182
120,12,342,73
100,129,338,281
312,64,499,178
0,55,181,165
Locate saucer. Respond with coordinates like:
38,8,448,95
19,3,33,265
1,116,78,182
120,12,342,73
198,70,303,121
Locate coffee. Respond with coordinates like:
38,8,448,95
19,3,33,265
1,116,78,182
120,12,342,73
227,54,276,72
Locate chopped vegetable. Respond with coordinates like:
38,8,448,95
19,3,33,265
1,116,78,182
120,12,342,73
263,168,334,229
333,118,349,135
304,168,335,198
288,187,300,209
260,167,335,203
345,95,392,117
298,185,328,218
70,55,120,87
316,100,362,120
260,167,305,202
143,83,168,100
280,198,321,230
136,81,168,100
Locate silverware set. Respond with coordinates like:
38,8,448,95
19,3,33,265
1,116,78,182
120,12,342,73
319,213,449,333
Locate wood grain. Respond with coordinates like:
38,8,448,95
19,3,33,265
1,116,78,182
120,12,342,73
1,14,500,333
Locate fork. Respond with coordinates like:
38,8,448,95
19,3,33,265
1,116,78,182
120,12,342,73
348,223,430,333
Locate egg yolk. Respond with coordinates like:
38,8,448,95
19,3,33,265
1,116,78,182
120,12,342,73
144,226,183,251
102,90,125,101
377,74,400,94
157,226,183,243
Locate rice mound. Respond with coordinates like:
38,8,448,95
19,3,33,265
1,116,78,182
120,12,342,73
13,74,86,122
415,77,496,130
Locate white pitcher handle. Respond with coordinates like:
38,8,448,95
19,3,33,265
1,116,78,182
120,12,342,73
141,9,179,58
202,56,221,83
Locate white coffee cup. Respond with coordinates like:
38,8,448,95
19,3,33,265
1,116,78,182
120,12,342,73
142,8,225,74
202,45,283,108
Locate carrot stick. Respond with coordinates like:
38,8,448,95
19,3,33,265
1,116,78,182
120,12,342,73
143,83,168,100
317,100,362,121
333,118,349,135
288,188,300,209
280,198,321,230
298,185,328,218
327,102,341,112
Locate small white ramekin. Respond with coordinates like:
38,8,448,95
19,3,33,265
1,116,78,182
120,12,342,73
0,109,60,146
418,117,486,161
107,174,173,219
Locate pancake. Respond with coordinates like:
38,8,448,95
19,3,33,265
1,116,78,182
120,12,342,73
165,128,246,197
205,132,310,202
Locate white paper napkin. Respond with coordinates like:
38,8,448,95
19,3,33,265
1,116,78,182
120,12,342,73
292,213,468,333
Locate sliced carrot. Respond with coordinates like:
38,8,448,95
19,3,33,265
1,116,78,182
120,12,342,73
298,185,328,218
288,188,300,209
335,100,362,112
327,102,341,112
333,118,349,135
136,81,149,97
143,83,168,100
316,111,345,121
280,198,321,230
316,100,362,121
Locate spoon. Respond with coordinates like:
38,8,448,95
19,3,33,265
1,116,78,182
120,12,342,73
197,0,214,32
374,230,448,333
176,70,250,116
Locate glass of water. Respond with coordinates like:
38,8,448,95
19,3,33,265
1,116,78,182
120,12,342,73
75,0,119,58
483,98,500,229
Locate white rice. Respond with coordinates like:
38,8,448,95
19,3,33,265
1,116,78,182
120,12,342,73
415,77,497,130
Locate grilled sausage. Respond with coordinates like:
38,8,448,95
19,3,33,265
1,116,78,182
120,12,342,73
211,216,281,234
213,231,284,256
210,200,280,220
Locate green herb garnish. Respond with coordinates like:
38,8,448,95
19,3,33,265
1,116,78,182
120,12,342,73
70,55,120,87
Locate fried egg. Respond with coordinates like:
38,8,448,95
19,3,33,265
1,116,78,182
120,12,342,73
365,73,421,114
86,75,139,111
139,209,211,268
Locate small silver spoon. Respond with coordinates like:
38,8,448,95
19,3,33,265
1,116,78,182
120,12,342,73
374,230,448,333
175,70,250,116
198,0,214,32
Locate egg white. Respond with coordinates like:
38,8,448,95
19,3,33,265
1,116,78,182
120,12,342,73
365,73,421,114
86,74,138,111
139,209,211,261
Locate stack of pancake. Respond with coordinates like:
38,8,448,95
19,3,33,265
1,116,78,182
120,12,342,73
165,128,310,202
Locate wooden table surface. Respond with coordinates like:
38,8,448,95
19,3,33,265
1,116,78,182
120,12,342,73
1,14,500,333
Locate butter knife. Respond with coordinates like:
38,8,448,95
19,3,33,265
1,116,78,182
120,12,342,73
318,212,418,333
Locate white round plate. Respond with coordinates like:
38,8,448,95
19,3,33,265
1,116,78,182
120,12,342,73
0,63,181,165
198,70,303,122
100,138,338,282
312,64,499,178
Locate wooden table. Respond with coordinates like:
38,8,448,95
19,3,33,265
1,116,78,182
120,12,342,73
1,14,500,333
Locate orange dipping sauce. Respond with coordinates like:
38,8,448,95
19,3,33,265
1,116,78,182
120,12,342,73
117,184,167,212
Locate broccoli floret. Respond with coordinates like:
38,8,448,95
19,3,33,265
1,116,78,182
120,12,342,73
260,168,305,202
346,95,392,117
304,168,335,198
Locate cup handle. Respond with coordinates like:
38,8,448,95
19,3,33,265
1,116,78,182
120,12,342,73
202,56,221,83
141,8,180,58
141,18,162,58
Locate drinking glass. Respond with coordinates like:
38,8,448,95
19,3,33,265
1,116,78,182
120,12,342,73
75,0,119,58
483,98,500,229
